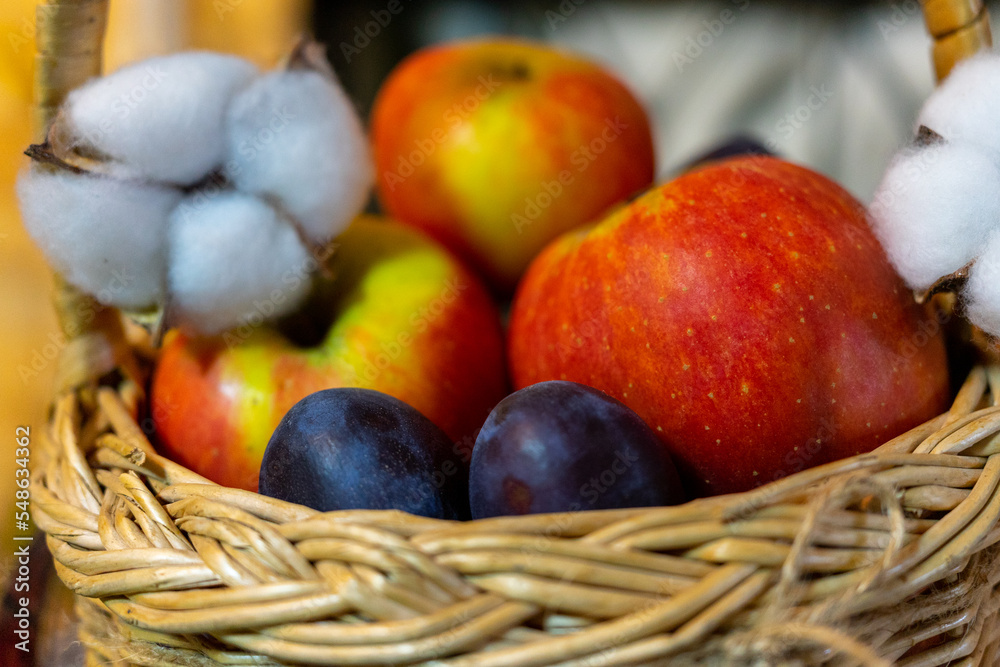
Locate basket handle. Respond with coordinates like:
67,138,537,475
33,0,131,393
34,0,108,141
923,0,993,81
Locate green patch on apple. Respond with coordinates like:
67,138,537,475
152,216,507,491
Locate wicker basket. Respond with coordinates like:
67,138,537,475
28,1,1000,665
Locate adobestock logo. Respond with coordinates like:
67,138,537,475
340,0,410,63
672,0,751,72
511,116,629,233
109,65,169,118
878,0,922,39
221,243,338,349
579,449,640,505
7,4,56,54
764,84,835,152
381,74,503,192
353,276,469,383
232,106,295,162
70,66,169,151
546,0,589,31
868,146,943,218
17,268,137,384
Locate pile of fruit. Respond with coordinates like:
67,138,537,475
20,38,953,520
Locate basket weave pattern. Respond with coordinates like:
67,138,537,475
29,0,1000,665
35,366,1000,666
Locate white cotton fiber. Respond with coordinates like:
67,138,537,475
965,230,1000,337
223,69,373,244
869,141,1000,291
167,192,312,335
16,166,179,309
61,52,257,186
917,50,1000,162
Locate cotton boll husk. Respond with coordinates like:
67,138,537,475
868,141,1000,291
168,191,313,335
916,50,1000,162
223,69,373,244
60,52,258,185
16,166,179,309
965,231,1000,337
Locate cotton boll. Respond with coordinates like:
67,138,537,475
869,141,1000,291
965,231,1000,337
16,166,179,309
60,52,258,185
224,69,373,244
168,192,313,335
916,50,1000,162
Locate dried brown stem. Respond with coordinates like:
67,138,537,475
24,142,90,175
284,34,335,79
914,262,973,305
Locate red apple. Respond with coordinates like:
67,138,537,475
371,38,655,291
509,156,950,497
151,216,507,491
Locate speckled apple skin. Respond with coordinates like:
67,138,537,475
152,217,508,491
371,39,655,291
508,156,951,497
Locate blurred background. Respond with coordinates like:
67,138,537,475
0,0,995,661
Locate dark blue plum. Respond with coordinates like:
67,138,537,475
683,135,775,170
259,388,469,520
469,381,685,518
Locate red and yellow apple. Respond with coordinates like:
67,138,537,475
509,156,950,497
152,216,508,491
370,38,655,291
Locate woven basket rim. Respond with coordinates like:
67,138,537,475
26,1,1000,665
34,362,1000,666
